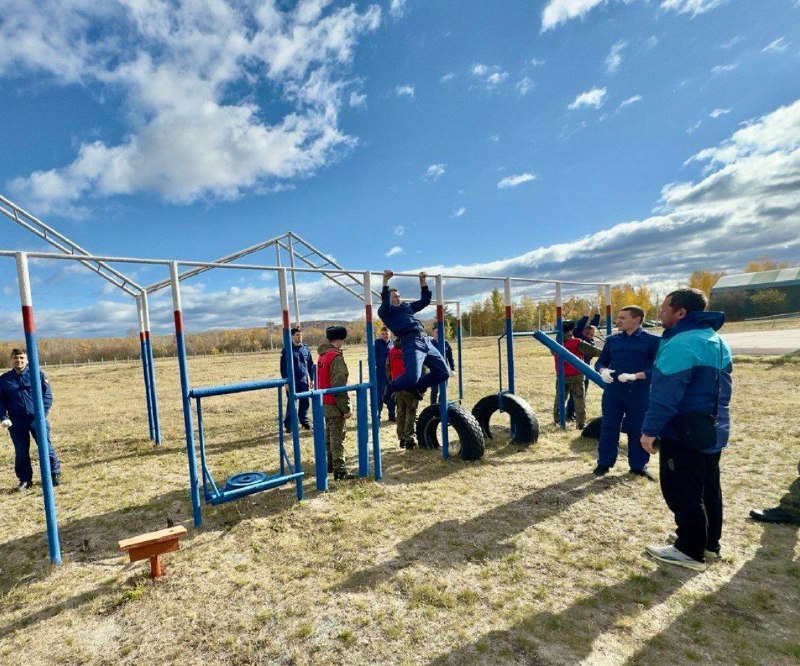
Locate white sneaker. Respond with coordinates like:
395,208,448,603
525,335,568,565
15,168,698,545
667,533,720,561
646,544,707,572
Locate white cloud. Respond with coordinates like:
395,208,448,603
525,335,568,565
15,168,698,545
389,0,407,20
568,87,607,110
687,120,703,133
489,134,500,142
3,1,382,213
530,58,546,67
619,95,642,109
646,35,659,49
395,84,415,98
516,76,535,96
762,37,790,53
660,0,729,15
605,40,627,75
711,63,738,74
541,0,605,31
349,91,367,108
394,225,405,236
709,108,731,118
386,246,403,257
424,163,446,182
471,63,508,89
721,36,742,49
453,207,467,218
497,173,536,189
440,72,455,83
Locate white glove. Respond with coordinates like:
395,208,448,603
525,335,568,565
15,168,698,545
617,373,637,383
1,418,11,429
599,368,615,384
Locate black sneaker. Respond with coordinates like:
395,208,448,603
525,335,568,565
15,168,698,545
333,469,356,480
399,439,407,449
630,468,656,482
52,473,62,487
388,416,397,422
750,507,800,525
15,480,33,491
593,464,610,476
405,438,417,450
300,422,311,431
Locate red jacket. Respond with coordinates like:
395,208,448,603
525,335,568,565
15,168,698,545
554,336,584,377
317,347,342,406
388,346,405,380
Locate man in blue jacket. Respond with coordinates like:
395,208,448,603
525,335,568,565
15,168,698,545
378,270,450,401
429,326,455,404
0,348,61,490
280,327,315,432
641,288,733,572
374,327,396,421
594,305,661,479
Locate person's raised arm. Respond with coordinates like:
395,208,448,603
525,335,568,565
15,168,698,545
410,271,432,312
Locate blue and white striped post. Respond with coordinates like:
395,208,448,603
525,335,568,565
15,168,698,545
279,268,304,500
605,284,613,336
16,252,61,564
504,279,515,395
363,272,382,480
141,290,161,445
136,294,155,441
435,275,449,460
556,282,566,428
455,302,463,401
170,262,202,527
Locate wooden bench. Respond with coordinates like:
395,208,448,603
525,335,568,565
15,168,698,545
118,526,188,578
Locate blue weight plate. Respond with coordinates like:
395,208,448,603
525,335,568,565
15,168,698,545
224,471,268,489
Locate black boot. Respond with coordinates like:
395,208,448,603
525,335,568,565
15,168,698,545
333,469,356,480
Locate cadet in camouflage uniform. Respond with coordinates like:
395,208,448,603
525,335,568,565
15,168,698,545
750,462,800,524
387,344,419,449
552,320,601,429
317,326,355,480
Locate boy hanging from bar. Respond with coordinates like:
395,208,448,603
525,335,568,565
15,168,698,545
378,270,450,402
387,343,420,450
317,326,356,480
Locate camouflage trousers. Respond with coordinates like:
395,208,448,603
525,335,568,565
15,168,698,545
395,391,420,444
323,404,347,472
779,460,800,519
554,376,585,425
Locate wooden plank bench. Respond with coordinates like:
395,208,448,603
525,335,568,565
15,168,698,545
118,526,187,578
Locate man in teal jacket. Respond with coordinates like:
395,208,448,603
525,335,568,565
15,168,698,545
640,288,733,571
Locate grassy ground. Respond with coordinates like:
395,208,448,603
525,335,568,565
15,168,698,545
0,337,798,665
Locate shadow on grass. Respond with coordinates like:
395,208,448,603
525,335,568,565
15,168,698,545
427,566,689,665
337,472,625,592
626,523,800,665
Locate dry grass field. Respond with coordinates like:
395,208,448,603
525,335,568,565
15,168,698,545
0,336,799,665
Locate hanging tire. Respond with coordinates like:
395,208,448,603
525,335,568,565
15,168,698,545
415,403,485,461
580,417,603,440
471,393,539,446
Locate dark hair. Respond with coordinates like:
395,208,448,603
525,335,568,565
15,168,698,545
379,326,388,333
10,348,26,357
620,305,645,323
666,288,708,313
562,320,575,333
389,288,398,294
290,327,302,335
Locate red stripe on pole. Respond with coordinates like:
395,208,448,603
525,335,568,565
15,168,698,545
174,311,184,334
139,332,145,342
556,306,562,318
365,304,372,322
144,330,150,341
282,310,290,330
21,305,35,333
456,318,461,327
436,305,444,322
505,306,512,319
606,305,612,315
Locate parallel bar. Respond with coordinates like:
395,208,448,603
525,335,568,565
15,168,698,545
279,268,304,501
208,472,305,504
190,378,287,399
435,275,449,460
15,252,61,565
504,278,515,395
356,387,369,477
136,295,155,441
141,291,161,445
456,302,463,401
311,393,328,491
294,383,371,399
555,282,566,429
530,331,606,388
363,272,382,480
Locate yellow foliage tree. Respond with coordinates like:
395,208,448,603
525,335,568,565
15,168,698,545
689,270,726,295
745,257,791,273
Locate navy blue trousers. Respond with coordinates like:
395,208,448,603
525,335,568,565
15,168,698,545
389,335,450,393
9,416,60,483
376,374,396,418
284,396,310,429
598,385,650,470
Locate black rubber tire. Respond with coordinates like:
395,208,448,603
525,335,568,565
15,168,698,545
471,393,539,446
415,403,485,461
581,416,603,440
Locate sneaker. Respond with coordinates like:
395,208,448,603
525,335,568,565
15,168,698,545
388,416,397,422
630,468,656,482
399,439,407,449
52,473,62,487
284,426,292,434
405,438,417,450
593,464,610,476
667,533,720,561
300,422,311,431
333,469,356,481
749,507,800,525
15,480,33,491
646,544,707,572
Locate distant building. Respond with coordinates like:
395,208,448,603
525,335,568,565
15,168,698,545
711,267,800,319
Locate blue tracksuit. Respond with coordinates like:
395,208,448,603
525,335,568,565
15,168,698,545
0,366,61,483
642,311,732,450
377,286,449,393
280,343,314,427
430,339,455,404
596,327,661,470
374,338,396,418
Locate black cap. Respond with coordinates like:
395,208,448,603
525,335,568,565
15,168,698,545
326,326,348,341
562,319,575,333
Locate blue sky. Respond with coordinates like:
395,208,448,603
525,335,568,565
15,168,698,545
0,0,799,338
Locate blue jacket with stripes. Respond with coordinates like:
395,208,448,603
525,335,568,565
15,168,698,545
642,311,733,453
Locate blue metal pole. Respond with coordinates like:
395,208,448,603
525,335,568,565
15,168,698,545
356,387,369,477
311,393,328,491
504,279,515,395
142,291,162,445
435,275,449,460
556,282,566,428
456,302,463,401
279,268,303,500
277,387,285,476
363,272,382,480
137,296,155,441
16,252,61,564
530,331,607,388
605,284,613,336
170,262,203,527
